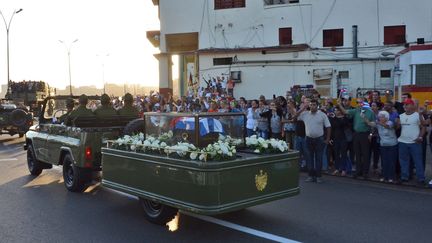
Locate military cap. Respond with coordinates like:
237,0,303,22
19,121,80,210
79,94,89,105
124,93,133,103
100,94,111,105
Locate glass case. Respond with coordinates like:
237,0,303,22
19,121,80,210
143,112,246,148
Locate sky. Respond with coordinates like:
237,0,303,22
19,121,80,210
0,0,160,92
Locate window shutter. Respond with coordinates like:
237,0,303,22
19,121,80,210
279,28,292,45
215,0,245,9
323,29,343,47
384,25,406,45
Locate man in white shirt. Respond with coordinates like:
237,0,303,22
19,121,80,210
297,99,331,183
396,98,426,185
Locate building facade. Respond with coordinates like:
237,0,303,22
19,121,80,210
148,0,432,99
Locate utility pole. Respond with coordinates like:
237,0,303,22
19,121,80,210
59,39,79,96
0,8,23,96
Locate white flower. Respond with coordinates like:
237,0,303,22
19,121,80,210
254,149,260,153
228,152,233,157
130,145,136,151
190,152,198,160
220,143,229,154
116,138,124,146
199,154,206,161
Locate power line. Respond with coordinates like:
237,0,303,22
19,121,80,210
309,0,337,45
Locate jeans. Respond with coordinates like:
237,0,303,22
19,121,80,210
380,145,397,180
246,128,256,137
333,139,348,171
295,136,307,167
370,136,380,170
305,136,325,178
322,144,328,171
257,129,269,139
353,132,371,176
399,142,425,181
284,131,295,149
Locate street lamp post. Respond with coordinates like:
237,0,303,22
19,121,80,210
96,54,109,94
59,39,79,96
0,8,23,96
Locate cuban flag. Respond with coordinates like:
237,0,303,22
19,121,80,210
174,117,224,136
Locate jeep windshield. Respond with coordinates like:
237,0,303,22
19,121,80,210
40,96,101,124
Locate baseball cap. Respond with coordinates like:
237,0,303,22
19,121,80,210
403,98,415,105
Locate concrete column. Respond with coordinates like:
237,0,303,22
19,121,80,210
158,53,173,97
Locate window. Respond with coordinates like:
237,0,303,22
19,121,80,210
215,0,245,10
264,0,299,5
380,70,391,78
416,64,432,87
338,71,349,79
279,28,292,45
323,29,344,47
384,25,406,45
213,57,233,66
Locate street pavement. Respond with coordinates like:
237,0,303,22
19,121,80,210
1,135,431,243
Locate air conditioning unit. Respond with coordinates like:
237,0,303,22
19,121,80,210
230,71,242,83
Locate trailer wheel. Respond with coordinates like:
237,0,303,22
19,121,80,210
62,154,89,192
139,197,178,225
27,144,43,176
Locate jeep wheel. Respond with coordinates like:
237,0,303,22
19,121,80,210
139,197,178,225
27,144,43,176
62,154,89,192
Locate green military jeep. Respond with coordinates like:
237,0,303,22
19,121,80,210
0,99,33,137
24,96,138,192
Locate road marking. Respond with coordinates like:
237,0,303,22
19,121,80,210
105,188,300,243
182,212,300,243
0,158,18,162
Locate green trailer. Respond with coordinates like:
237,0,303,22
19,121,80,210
101,113,300,225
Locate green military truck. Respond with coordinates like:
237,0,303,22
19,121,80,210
24,96,138,191
6,80,53,116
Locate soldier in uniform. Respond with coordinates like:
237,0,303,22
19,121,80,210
58,98,74,124
66,94,95,126
94,94,117,119
117,93,139,117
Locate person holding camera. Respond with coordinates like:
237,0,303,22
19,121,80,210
339,98,376,179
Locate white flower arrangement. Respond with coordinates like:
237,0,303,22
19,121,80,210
246,135,289,153
111,132,236,161
111,133,287,161
218,134,243,146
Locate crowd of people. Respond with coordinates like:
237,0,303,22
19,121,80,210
9,81,48,92
120,85,431,187
68,79,430,188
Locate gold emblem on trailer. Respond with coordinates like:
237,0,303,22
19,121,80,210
255,170,268,191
